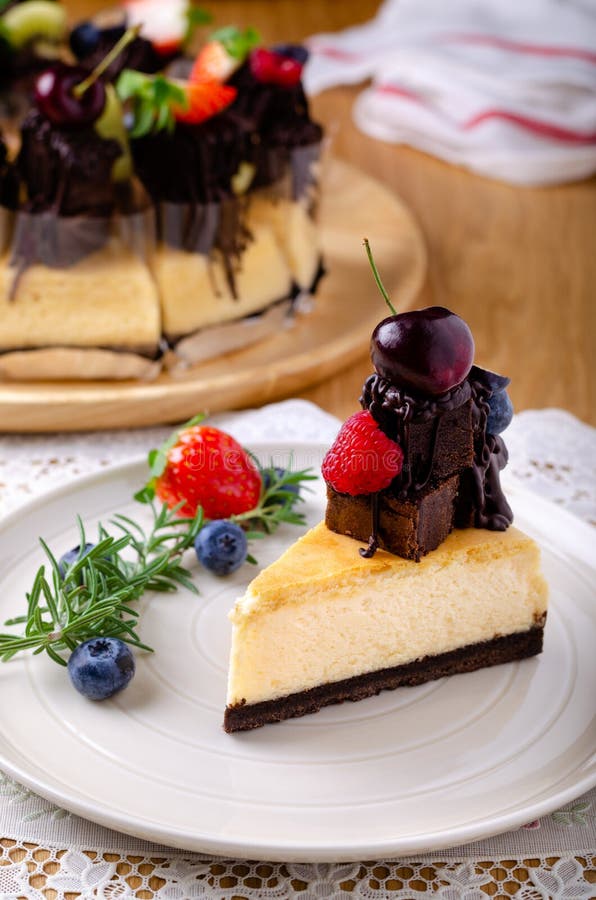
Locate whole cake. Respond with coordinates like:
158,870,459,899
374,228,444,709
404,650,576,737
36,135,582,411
0,12,324,380
224,246,548,732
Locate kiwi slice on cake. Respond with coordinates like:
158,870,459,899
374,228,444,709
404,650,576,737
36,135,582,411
1,1,67,50
94,83,132,182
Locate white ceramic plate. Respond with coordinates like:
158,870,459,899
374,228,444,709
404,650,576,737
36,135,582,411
0,442,595,862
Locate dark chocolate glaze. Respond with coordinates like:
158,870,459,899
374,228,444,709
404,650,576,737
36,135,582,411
79,36,173,80
132,115,251,206
228,63,323,193
9,112,155,289
131,81,322,295
0,137,18,209
360,373,471,496
132,116,254,298
359,491,379,559
463,369,514,530
18,110,122,216
358,366,513,555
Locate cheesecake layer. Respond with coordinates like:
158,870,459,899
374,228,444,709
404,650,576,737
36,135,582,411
224,627,544,732
155,224,293,337
0,244,160,350
226,523,548,708
247,195,320,290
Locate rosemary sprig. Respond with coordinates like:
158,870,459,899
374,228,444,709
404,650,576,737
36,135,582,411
234,462,317,537
0,503,204,666
0,421,316,669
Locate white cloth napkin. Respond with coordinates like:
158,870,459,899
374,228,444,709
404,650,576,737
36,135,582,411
304,0,596,185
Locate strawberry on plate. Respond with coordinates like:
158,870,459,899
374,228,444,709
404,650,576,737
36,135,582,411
153,422,262,519
172,79,237,124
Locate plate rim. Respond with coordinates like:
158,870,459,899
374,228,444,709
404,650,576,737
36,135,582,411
0,443,595,861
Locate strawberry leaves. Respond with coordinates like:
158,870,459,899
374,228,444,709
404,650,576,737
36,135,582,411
135,413,206,504
116,69,187,137
210,25,260,61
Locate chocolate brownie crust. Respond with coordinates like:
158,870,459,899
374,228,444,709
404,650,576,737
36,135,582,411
224,626,545,732
325,475,459,561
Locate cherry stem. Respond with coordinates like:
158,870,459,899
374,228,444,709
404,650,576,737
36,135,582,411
73,25,142,98
363,237,397,315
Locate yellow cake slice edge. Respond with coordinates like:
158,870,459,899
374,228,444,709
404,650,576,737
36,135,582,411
225,523,548,731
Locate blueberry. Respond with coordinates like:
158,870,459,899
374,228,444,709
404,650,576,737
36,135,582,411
68,637,135,701
58,542,95,579
69,21,101,59
194,520,247,576
486,390,514,435
272,43,309,64
263,467,300,498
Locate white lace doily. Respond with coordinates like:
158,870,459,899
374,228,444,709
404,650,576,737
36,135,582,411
0,400,595,900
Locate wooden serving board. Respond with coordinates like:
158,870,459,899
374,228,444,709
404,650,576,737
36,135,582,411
0,159,427,433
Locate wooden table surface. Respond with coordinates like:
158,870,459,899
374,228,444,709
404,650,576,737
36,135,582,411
71,1,596,426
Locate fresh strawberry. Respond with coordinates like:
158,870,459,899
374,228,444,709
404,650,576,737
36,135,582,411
249,47,303,88
321,410,403,496
125,0,188,56
155,425,262,519
172,79,237,124
190,40,238,83
152,37,182,57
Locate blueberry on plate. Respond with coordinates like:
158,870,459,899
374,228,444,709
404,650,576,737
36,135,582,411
194,520,248,576
486,390,514,435
68,637,135,700
58,542,95,579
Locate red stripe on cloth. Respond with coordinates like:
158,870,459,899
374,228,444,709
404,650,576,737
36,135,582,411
440,33,596,65
463,109,596,143
375,83,425,103
375,85,596,144
310,46,363,62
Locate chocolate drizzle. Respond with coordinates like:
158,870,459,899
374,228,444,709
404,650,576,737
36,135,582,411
359,492,379,559
358,366,513,557
361,373,471,497
463,370,514,530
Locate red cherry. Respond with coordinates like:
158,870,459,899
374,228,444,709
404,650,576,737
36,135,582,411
249,48,303,88
371,307,475,396
34,64,106,129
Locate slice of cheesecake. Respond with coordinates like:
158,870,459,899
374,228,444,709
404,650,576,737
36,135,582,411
224,522,548,732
